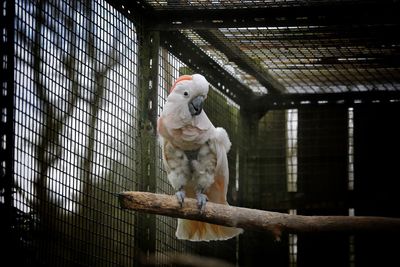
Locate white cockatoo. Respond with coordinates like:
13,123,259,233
157,74,243,241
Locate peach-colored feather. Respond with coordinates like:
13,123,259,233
169,75,192,94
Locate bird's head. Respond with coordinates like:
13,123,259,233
167,74,209,116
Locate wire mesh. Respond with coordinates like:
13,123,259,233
286,109,298,193
218,26,400,93
143,0,374,10
181,29,267,94
7,0,400,266
14,0,138,265
12,0,243,265
143,0,400,95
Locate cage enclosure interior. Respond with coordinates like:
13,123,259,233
1,0,400,266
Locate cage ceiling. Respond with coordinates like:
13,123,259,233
110,0,400,109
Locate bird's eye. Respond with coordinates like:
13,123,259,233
183,91,189,97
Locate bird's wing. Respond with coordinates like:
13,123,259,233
205,127,231,204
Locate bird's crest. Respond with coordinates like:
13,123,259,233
169,75,193,94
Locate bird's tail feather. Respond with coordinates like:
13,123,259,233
176,219,243,241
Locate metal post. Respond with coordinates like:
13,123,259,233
134,28,159,266
1,0,15,262
1,0,15,221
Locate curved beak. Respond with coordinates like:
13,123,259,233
188,95,204,116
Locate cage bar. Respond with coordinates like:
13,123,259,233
1,1,16,264
1,0,15,208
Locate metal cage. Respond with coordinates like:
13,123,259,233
2,0,400,266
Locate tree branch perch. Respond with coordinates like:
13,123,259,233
118,191,400,238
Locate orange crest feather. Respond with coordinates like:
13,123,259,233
169,75,192,94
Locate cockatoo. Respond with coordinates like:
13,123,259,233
157,74,243,241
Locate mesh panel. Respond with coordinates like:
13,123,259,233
14,0,138,265
218,26,400,93
144,0,369,10
181,29,267,94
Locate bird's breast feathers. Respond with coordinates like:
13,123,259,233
158,116,212,151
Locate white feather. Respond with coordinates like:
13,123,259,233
214,127,231,152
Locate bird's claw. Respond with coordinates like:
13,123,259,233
196,192,208,212
175,190,185,207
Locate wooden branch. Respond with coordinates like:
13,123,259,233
145,253,234,267
118,191,400,239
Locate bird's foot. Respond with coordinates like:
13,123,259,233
196,192,208,212
175,189,185,207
